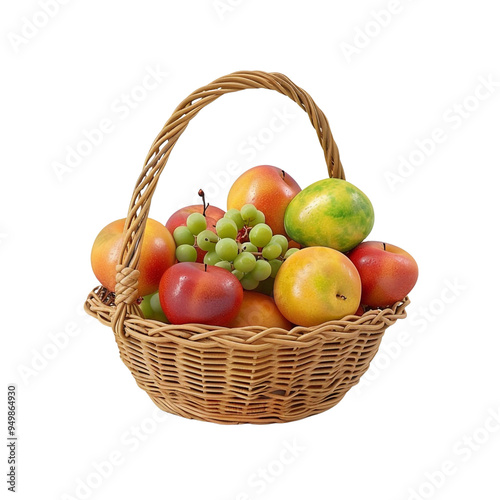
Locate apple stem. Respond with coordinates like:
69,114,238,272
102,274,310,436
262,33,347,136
383,242,386,251
198,189,210,217
282,170,286,179
204,263,208,272
336,294,347,300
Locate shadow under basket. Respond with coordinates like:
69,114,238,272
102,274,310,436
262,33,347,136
84,70,410,424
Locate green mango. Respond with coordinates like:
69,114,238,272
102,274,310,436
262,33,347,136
284,178,374,252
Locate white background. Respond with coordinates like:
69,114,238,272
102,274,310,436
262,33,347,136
2,1,500,499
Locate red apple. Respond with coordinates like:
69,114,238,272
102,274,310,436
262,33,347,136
166,204,225,262
354,305,365,316
227,165,301,237
347,241,418,308
158,262,243,326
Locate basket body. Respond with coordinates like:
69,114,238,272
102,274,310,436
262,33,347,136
84,71,410,424
85,288,408,424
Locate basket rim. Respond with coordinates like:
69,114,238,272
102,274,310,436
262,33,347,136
85,285,409,347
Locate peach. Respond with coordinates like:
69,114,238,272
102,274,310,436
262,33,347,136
91,218,175,297
229,291,292,329
227,165,301,237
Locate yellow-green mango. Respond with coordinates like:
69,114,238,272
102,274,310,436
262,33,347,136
284,178,374,252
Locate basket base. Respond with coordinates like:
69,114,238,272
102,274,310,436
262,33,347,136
144,378,359,425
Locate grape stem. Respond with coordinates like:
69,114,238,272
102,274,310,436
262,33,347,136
236,226,250,243
249,251,285,261
198,189,210,217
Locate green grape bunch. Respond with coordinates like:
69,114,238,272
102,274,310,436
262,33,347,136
171,195,300,291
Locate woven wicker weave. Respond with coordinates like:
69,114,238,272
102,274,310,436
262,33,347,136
84,71,409,424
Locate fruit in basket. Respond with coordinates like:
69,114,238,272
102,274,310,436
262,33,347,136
229,292,292,329
284,178,374,252
253,276,275,296
175,243,198,262
140,292,169,322
171,204,296,292
91,218,175,297
274,247,361,326
158,262,243,326
347,241,418,308
166,204,225,234
355,304,365,316
166,203,225,262
227,165,301,236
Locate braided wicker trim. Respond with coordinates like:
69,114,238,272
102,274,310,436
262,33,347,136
85,287,408,346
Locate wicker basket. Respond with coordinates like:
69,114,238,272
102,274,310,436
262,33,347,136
84,71,409,424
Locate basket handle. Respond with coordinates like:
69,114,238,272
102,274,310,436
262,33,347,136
111,70,345,334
